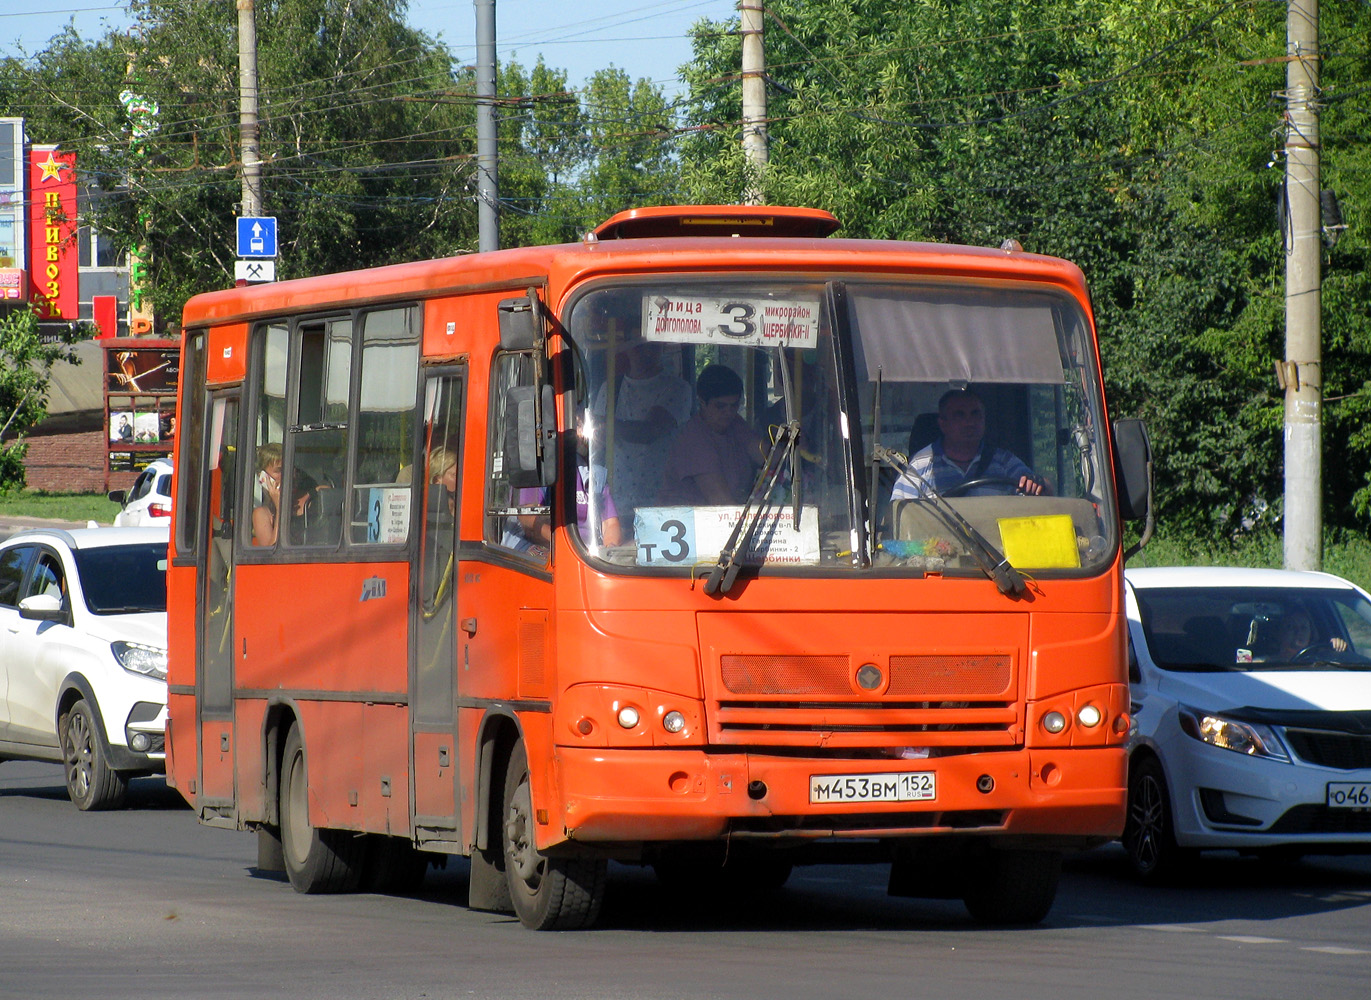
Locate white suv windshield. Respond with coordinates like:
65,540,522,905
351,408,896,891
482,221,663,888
74,544,168,614
1134,586,1371,670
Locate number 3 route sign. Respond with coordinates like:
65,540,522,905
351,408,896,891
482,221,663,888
236,216,278,258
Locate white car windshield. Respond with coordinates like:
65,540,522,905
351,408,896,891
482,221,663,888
73,543,168,615
1134,586,1371,670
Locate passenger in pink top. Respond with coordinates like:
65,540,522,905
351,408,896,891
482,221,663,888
658,364,765,506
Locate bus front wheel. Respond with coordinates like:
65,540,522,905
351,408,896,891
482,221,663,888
961,848,1060,925
501,742,606,930
279,724,363,894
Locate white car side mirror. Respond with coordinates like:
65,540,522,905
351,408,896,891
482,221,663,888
18,593,66,622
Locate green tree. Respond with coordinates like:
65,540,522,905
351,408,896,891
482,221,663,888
677,0,1371,541
0,309,80,492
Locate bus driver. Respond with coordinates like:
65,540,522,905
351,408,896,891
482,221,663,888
891,387,1049,500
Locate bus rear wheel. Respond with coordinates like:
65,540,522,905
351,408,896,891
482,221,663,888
279,724,363,894
501,743,606,930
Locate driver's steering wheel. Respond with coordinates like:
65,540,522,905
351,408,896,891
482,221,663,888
943,476,1023,498
1292,641,1333,662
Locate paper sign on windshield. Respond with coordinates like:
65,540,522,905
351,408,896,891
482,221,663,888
634,505,820,567
642,294,820,349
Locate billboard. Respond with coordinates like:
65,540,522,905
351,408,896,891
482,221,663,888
27,145,78,321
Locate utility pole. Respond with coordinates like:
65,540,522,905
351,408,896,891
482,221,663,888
475,0,499,252
237,0,262,217
1282,0,1320,570
740,0,767,205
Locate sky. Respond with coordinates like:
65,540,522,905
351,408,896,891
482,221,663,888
1,0,738,96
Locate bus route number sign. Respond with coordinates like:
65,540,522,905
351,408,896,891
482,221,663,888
809,771,936,804
642,294,820,349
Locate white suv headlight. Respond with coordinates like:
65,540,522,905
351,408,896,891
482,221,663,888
112,640,168,680
1178,706,1289,762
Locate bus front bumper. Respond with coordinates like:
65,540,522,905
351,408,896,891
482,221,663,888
552,745,1125,848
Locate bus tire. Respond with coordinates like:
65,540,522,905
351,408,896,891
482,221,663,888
962,849,1060,925
60,698,128,811
279,724,363,894
501,742,606,930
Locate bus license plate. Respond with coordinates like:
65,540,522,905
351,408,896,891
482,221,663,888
1327,782,1371,809
809,771,936,804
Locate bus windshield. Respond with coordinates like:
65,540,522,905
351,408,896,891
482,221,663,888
565,277,1117,579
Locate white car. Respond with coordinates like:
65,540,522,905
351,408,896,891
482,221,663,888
109,458,173,527
1122,565,1371,878
0,526,168,810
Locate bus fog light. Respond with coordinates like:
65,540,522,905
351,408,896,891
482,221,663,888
662,711,685,734
1043,711,1067,734
617,706,640,729
1077,704,1102,728
130,732,151,752
576,718,594,736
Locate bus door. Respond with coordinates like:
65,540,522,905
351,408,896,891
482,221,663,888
410,368,465,844
198,392,240,812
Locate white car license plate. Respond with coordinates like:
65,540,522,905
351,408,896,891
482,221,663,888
1327,782,1371,809
809,771,935,804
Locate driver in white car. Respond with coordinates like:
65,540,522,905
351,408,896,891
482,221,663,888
1262,609,1349,662
891,387,1050,500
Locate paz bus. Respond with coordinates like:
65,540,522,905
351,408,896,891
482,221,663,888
165,204,1152,929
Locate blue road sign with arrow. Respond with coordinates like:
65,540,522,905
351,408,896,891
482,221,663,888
236,216,278,258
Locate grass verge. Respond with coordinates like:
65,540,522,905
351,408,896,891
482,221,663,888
0,490,122,525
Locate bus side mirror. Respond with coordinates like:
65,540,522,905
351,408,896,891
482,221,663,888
505,383,557,488
1112,418,1152,522
498,293,541,351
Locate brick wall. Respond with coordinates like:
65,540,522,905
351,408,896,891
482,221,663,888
23,428,137,494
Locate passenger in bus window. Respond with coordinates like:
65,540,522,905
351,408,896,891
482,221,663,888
658,363,766,506
593,339,693,526
891,387,1050,500
252,442,312,546
428,445,459,516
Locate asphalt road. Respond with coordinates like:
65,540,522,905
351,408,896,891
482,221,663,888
3,760,1370,999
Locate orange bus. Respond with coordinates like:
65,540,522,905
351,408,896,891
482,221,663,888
166,205,1152,929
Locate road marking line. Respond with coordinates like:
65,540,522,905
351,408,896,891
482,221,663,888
1217,935,1287,945
1301,946,1371,955
1138,924,1205,933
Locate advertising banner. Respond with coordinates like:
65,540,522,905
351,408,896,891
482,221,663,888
27,146,78,321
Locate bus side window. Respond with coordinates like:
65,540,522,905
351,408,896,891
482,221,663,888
485,351,549,563
350,308,419,545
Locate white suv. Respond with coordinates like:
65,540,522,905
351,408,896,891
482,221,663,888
110,458,173,527
0,526,168,809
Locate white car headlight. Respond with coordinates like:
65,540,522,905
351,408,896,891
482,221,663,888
112,640,168,680
1178,706,1289,762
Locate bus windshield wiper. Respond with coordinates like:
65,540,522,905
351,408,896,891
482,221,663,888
871,444,1027,598
703,421,800,596
705,349,802,596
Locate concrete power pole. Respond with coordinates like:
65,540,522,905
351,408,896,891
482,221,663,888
237,0,262,217
740,0,767,205
1282,0,1321,570
475,0,499,252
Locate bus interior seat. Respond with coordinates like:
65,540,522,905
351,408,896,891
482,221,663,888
908,412,940,458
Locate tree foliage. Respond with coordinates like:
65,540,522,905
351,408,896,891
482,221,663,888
677,0,1371,541
0,309,80,492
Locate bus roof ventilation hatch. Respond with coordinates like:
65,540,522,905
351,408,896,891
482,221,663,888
591,204,841,241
